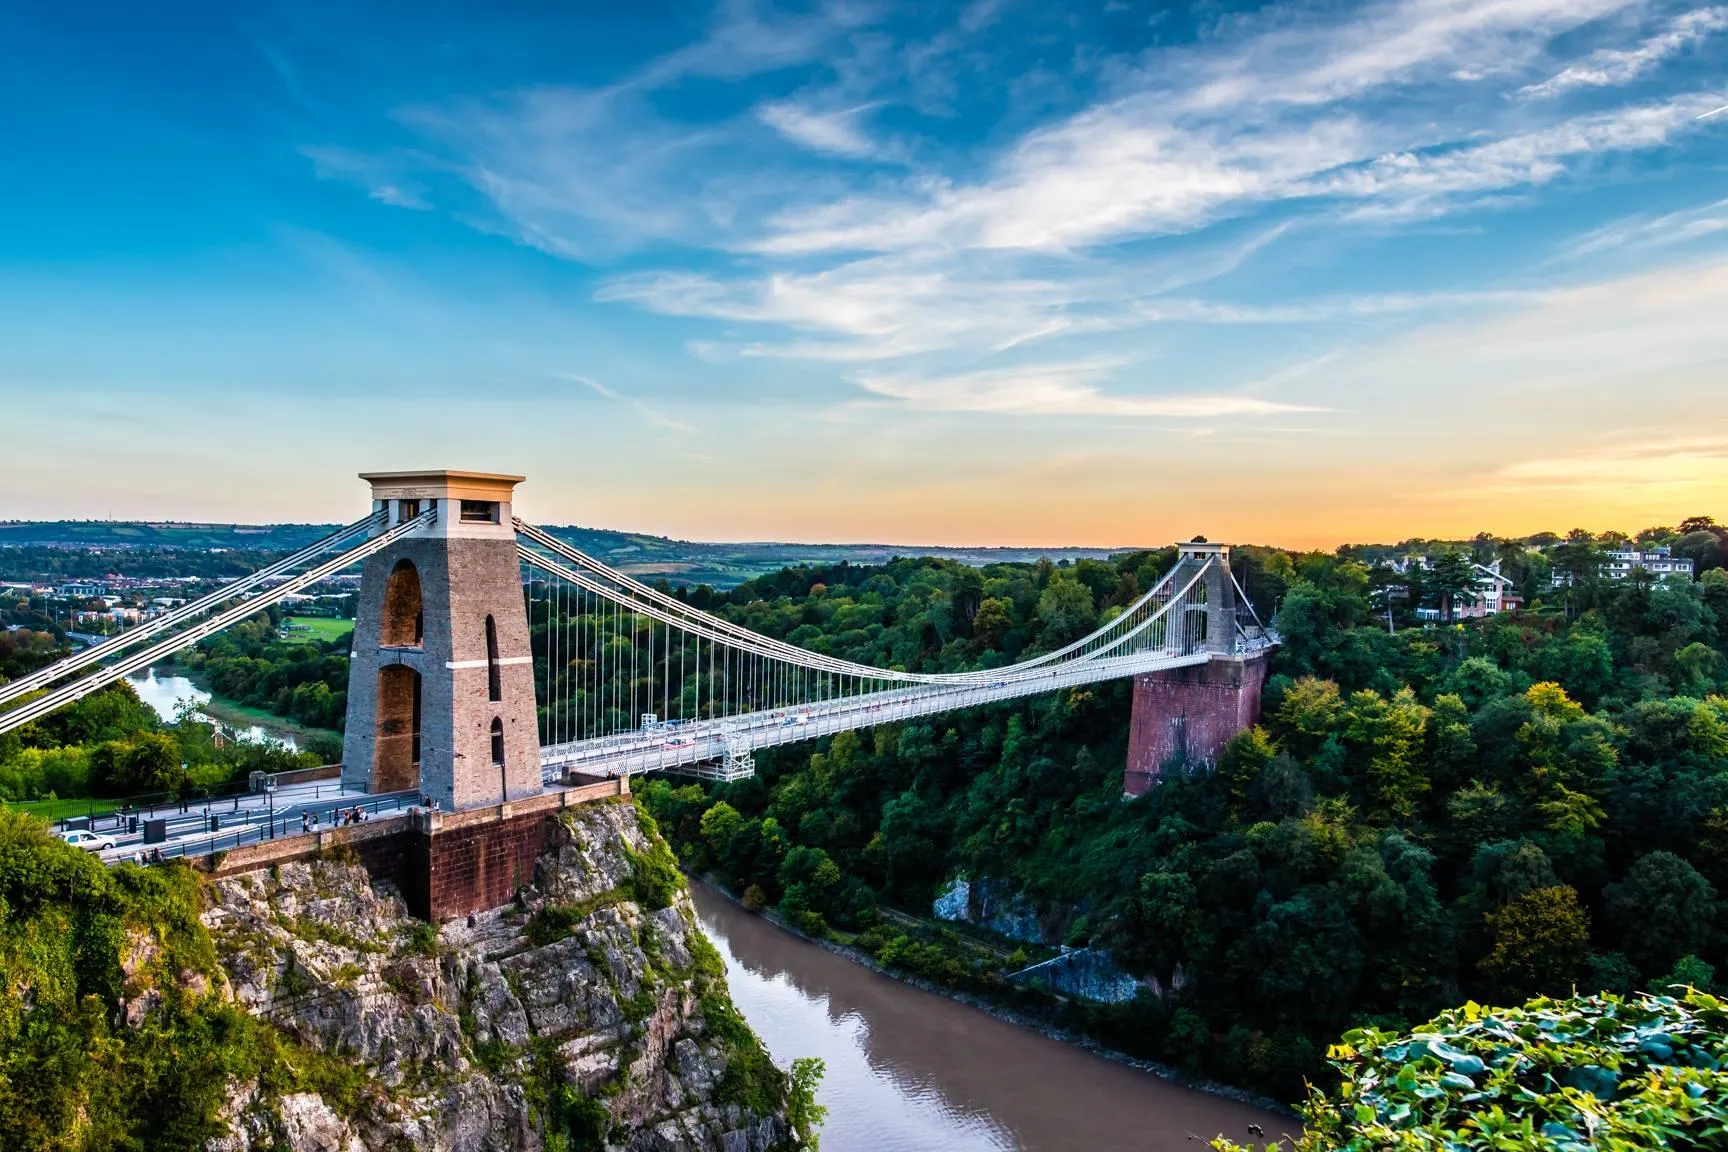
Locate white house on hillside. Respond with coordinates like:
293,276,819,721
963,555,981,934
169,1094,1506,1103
1388,557,1523,620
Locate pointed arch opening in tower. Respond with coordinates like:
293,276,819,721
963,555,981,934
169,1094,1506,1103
373,665,422,793
381,559,424,648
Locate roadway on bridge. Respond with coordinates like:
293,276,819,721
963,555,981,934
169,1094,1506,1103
539,648,1221,781
70,780,419,866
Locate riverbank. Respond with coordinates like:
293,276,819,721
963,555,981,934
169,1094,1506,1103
141,662,337,748
194,689,334,746
689,874,1297,1126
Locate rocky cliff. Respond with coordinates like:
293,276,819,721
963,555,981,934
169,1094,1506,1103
200,798,796,1152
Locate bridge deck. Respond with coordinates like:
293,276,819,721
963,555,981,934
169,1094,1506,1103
539,648,1218,781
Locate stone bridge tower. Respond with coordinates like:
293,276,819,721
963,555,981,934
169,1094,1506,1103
341,471,543,810
1123,542,1270,795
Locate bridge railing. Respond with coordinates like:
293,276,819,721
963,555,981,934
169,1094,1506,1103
100,788,418,866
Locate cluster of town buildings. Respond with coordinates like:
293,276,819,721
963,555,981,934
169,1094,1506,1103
1387,545,1697,621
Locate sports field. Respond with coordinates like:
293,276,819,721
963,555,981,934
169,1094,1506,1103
279,616,354,643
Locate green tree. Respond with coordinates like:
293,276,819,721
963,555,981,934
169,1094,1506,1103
786,1057,827,1149
1673,528,1726,577
1034,572,1096,649
699,802,747,880
1478,884,1590,1000
1271,677,1343,755
1674,642,1723,696
1604,852,1719,979
1655,954,1717,994
1342,688,1430,822
1118,870,1211,990
970,597,1014,653
1217,727,1276,816
1424,550,1478,623
871,790,940,898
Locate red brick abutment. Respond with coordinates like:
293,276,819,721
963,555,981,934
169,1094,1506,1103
1124,651,1270,796
201,777,629,921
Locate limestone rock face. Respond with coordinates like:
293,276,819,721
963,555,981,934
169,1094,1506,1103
931,876,1044,943
201,800,791,1152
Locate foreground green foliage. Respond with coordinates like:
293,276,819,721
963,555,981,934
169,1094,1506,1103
1215,989,1728,1151
786,1057,829,1150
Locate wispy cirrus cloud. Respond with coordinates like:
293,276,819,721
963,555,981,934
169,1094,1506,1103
849,358,1323,417
1518,7,1728,99
599,256,1110,361
1166,0,1639,112
759,88,1723,255
564,374,694,433
758,101,890,159
1318,91,1726,218
302,145,433,210
1132,289,1545,324
600,225,1313,362
1561,197,1728,259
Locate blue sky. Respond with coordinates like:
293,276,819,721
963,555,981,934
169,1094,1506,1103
1,0,1725,546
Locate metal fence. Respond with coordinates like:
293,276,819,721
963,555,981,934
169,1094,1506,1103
106,788,417,865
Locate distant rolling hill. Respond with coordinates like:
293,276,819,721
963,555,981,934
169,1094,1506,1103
0,520,1146,588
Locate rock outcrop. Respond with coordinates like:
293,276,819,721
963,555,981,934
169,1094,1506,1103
932,876,1044,943
200,798,793,1152
1005,946,1147,1004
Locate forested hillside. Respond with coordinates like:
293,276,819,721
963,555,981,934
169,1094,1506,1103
641,523,1728,1100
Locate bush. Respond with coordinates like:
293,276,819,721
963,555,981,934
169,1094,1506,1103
1213,989,1728,1152
625,839,682,913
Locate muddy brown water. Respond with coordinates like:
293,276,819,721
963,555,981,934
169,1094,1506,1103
692,884,1290,1152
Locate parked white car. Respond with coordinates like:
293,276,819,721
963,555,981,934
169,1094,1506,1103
59,829,116,852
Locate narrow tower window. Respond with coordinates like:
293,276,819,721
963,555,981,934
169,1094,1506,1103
485,614,502,702
490,717,506,765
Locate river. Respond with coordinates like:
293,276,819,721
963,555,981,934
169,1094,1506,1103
692,884,1289,1152
126,668,300,750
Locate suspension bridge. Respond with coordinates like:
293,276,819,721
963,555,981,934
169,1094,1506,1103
1,471,1275,834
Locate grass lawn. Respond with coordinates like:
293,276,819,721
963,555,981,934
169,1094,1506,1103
2,796,122,824
279,616,354,644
